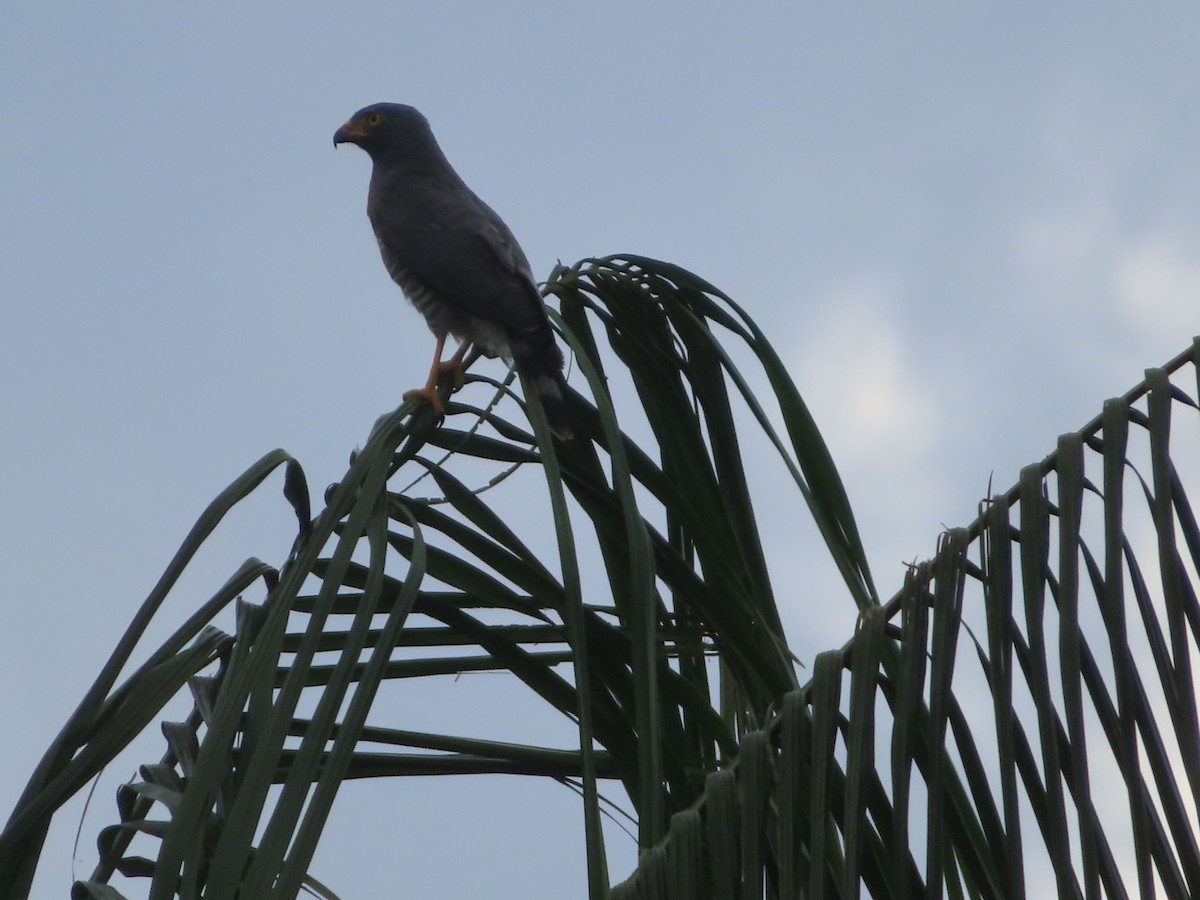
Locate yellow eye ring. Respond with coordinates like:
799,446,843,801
366,113,382,126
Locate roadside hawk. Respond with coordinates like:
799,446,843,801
334,102,572,439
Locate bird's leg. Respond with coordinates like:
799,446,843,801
403,337,471,415
440,340,470,389
403,334,450,415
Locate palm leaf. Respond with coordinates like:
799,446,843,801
4,256,872,898
7,257,1196,899
614,338,1200,897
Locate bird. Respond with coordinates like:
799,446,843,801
333,102,572,440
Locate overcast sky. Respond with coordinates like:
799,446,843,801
4,4,1200,897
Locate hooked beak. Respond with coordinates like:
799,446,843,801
333,121,365,147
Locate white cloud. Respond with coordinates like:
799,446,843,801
781,278,955,582
794,279,941,467
1113,237,1200,344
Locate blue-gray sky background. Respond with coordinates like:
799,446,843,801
4,4,1200,897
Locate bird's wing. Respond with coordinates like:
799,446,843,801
374,176,546,332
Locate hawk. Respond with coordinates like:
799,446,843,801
334,102,571,439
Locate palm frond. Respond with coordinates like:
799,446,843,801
615,338,1200,898
3,256,873,898
11,256,1195,900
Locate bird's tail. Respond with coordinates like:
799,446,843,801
513,330,573,441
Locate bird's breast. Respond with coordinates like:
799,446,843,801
374,237,510,358
376,238,433,308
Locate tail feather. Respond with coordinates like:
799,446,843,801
513,331,572,440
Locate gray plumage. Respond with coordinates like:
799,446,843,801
334,102,571,439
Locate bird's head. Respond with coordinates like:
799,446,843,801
333,103,445,171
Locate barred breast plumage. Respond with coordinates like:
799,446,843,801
374,235,512,360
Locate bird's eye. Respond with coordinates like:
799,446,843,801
366,113,382,126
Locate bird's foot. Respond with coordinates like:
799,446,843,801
436,358,467,390
403,385,446,416
406,340,469,418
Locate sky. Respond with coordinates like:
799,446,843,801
3,3,1200,897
